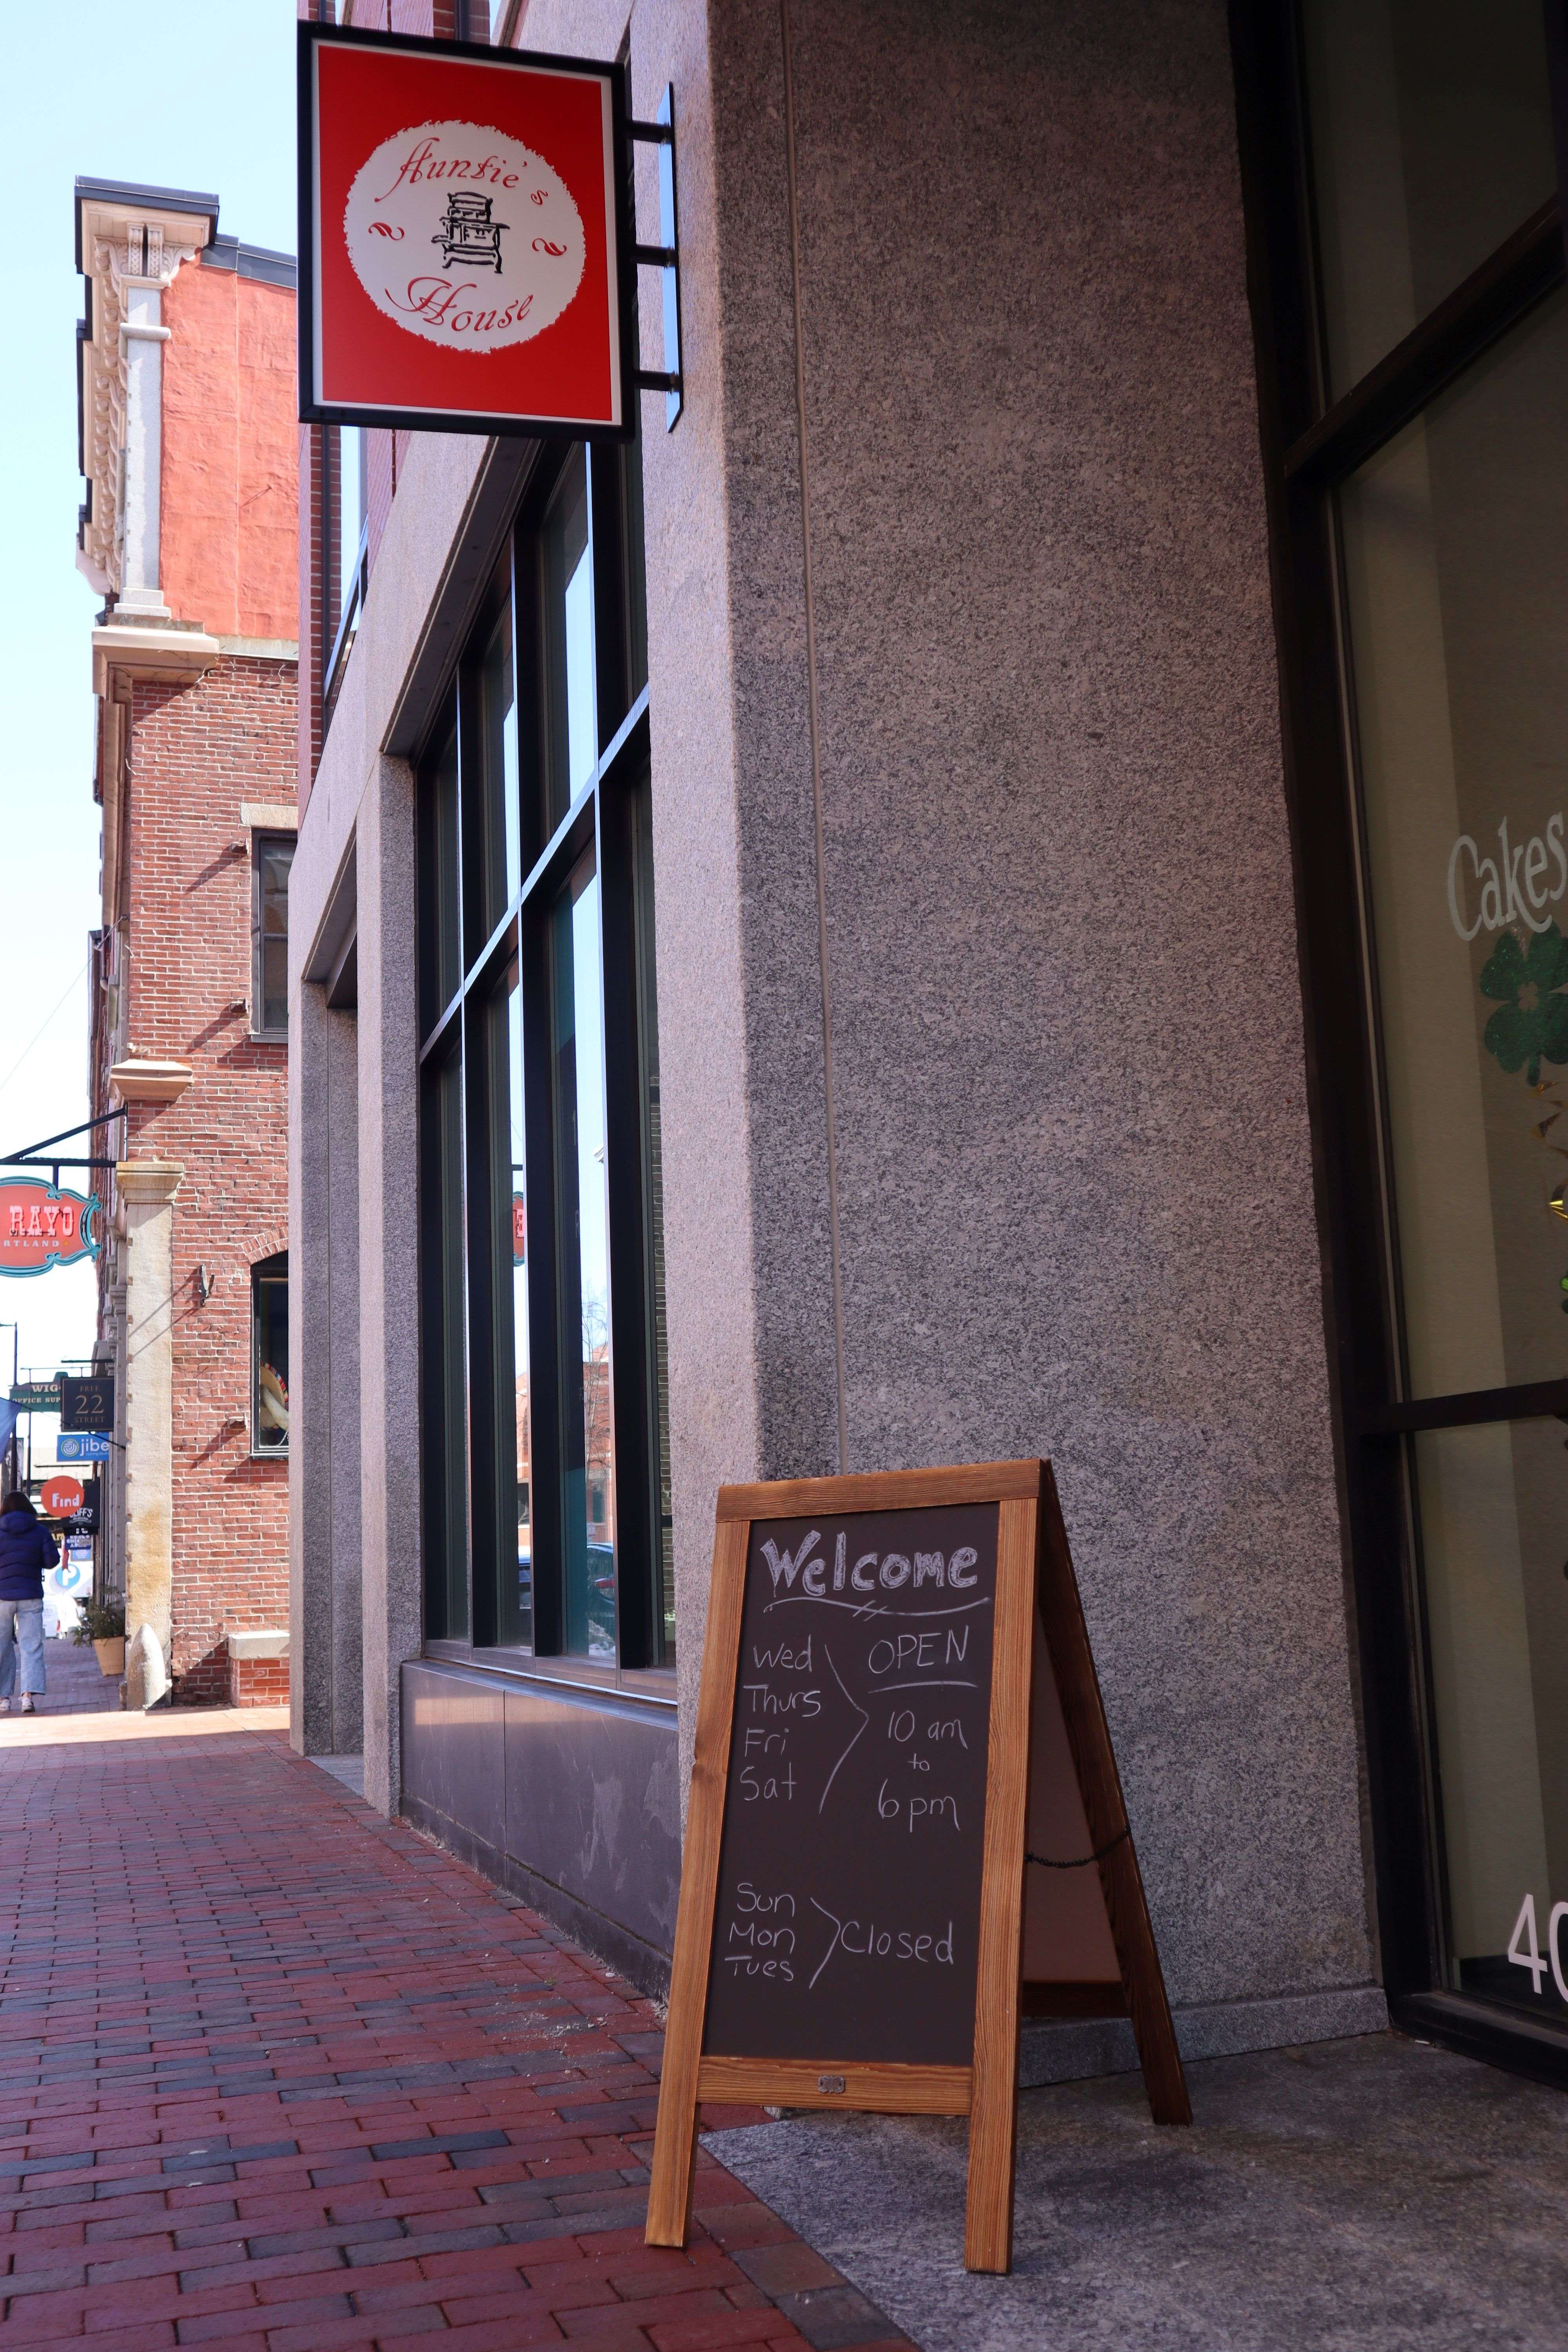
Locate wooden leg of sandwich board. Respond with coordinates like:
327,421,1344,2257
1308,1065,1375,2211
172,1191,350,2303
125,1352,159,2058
646,2095,700,2249
964,1493,1037,2273
1036,1467,1192,2128
646,1515,753,2245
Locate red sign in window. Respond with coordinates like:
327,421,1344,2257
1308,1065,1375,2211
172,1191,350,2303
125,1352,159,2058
301,24,628,437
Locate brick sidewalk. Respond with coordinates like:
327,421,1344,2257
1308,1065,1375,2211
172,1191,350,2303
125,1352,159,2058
0,1715,914,2351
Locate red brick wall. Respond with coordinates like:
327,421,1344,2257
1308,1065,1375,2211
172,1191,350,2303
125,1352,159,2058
121,654,297,1703
161,265,298,640
230,1656,290,1707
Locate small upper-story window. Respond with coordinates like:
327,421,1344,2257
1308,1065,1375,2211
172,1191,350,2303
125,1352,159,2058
252,1253,289,1454
253,834,295,1038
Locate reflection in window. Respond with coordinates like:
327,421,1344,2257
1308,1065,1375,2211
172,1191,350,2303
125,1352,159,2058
1301,0,1555,399
552,850,615,1659
472,606,519,944
508,971,532,1642
334,425,364,629
1339,290,1568,1399
252,1254,289,1453
254,835,295,1037
543,446,597,826
1416,1419,1568,2021
633,780,674,1662
419,1047,469,1639
464,947,533,1652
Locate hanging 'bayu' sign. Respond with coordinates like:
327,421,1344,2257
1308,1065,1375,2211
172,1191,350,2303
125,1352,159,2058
648,1462,1190,2277
299,20,632,439
0,1180,100,1278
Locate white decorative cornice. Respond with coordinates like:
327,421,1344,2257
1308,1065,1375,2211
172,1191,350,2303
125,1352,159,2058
114,1158,185,1207
77,200,210,603
92,622,220,699
109,1060,194,1107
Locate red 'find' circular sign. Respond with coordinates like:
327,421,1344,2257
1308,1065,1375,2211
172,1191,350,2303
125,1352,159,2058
41,1475,84,1521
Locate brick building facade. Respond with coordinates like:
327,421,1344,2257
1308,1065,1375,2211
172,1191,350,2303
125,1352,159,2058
77,180,298,1708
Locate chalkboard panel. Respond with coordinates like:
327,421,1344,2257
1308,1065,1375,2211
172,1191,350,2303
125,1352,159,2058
703,1503,999,2067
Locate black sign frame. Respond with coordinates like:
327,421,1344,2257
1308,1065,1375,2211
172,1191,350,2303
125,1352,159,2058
60,1374,114,1435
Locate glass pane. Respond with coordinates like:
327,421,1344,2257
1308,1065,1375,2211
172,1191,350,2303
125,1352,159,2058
467,605,519,947
419,1047,469,1639
335,425,363,630
508,967,532,1646
258,838,294,1033
1340,290,1568,1399
633,781,673,1663
253,1259,288,1453
1416,1419,1568,2023
551,849,615,1660
543,447,597,828
420,724,462,1038
465,954,532,1650
1301,0,1556,399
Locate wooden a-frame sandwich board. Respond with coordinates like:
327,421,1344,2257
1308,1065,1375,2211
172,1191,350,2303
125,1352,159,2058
646,1459,1189,2275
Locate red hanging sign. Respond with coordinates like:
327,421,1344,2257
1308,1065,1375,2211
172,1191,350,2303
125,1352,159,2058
41,1475,84,1521
299,21,632,438
0,1181,100,1279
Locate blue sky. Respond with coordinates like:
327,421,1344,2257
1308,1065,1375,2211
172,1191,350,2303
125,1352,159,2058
0,3,297,1396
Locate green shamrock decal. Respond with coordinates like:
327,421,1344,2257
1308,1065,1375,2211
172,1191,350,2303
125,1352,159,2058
1480,922,1568,1086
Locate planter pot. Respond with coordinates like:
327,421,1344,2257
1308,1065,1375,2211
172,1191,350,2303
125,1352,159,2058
93,1637,126,1677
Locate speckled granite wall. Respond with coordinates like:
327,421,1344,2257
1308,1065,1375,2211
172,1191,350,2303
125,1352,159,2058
630,0,1376,2014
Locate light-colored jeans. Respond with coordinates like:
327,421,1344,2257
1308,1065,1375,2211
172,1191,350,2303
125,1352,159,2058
0,1599,45,1697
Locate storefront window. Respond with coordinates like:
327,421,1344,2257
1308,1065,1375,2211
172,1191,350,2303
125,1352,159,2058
1238,0,1568,2076
414,432,670,1678
1340,290,1568,1402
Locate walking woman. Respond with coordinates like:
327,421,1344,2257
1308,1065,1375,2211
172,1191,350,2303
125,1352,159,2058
0,1490,57,1715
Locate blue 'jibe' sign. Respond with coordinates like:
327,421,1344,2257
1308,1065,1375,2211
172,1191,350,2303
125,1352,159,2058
57,1432,110,1462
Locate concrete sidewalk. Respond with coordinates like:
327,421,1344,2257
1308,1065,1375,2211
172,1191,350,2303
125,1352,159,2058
0,1708,911,2351
713,2034,1568,2350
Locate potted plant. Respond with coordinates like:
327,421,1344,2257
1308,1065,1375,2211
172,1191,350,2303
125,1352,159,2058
72,1596,127,1677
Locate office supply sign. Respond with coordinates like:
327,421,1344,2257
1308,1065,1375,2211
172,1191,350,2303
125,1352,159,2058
300,21,629,437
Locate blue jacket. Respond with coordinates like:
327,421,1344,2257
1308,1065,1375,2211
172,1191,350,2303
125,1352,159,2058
0,1514,58,1601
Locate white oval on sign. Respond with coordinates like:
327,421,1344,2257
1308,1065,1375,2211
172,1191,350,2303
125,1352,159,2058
343,117,585,354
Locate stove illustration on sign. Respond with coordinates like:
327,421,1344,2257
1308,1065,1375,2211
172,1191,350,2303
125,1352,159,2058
432,190,509,274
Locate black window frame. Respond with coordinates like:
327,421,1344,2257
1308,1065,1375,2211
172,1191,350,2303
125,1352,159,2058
252,831,296,1043
1230,0,1568,2088
414,432,669,1695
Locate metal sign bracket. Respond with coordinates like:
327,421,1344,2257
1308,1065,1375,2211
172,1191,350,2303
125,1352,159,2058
630,87,683,428
0,1107,125,1194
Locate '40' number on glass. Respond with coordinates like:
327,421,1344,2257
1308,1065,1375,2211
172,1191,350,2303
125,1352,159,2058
1507,1892,1568,2000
